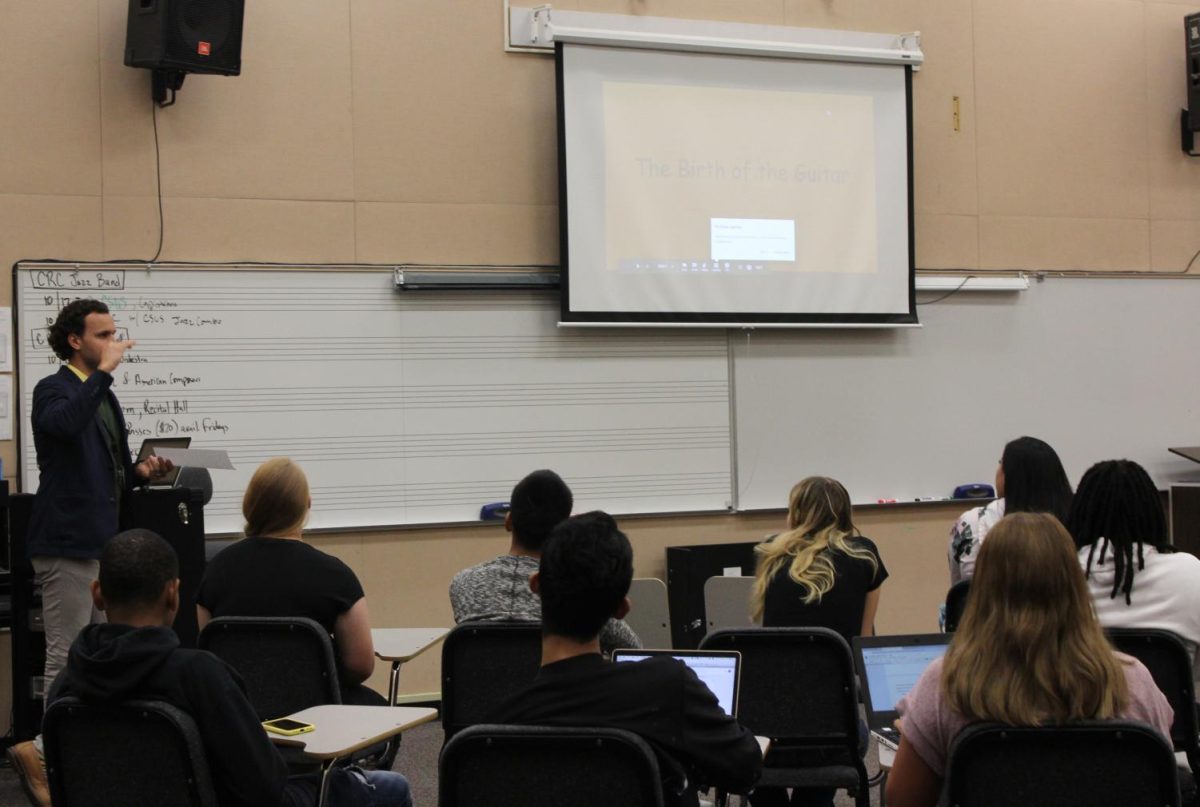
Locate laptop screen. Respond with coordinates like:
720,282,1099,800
136,438,191,487
853,634,950,728
612,650,740,717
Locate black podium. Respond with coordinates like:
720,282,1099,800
665,540,758,649
7,486,206,742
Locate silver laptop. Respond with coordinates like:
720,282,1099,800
852,634,951,748
612,649,741,717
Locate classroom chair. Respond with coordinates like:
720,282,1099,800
439,724,664,807
944,721,1180,807
943,579,971,632
626,578,672,649
703,576,756,634
440,621,543,743
44,697,219,807
198,616,341,720
699,627,870,807
1106,627,1199,798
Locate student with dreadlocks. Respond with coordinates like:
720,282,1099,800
948,436,1073,583
1068,459,1200,690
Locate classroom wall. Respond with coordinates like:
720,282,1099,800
0,0,1196,707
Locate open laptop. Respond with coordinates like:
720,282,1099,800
136,437,191,487
612,649,741,717
852,634,951,750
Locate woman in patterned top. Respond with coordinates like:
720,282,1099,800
947,436,1072,584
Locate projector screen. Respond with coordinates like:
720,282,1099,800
556,42,916,327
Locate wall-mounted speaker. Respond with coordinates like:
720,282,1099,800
124,0,244,76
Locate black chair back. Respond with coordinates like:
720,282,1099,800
945,721,1180,807
198,616,340,720
441,622,543,742
440,724,664,807
44,697,219,807
699,627,868,805
944,579,971,632
1106,627,1200,773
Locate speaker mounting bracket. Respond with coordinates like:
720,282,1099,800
152,69,187,107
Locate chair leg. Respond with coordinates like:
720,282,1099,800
317,761,336,807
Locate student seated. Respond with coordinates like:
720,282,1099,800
751,476,887,642
50,529,411,807
489,511,762,807
449,469,640,655
948,436,1073,583
887,513,1172,807
1069,459,1200,689
197,457,383,705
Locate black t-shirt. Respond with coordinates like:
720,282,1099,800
197,537,365,637
760,536,888,641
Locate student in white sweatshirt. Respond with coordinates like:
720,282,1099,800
1069,459,1200,690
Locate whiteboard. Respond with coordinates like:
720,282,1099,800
15,264,733,534
733,276,1200,510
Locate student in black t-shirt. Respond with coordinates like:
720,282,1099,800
197,458,382,704
751,476,888,640
748,476,887,807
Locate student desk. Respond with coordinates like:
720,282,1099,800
269,704,438,804
371,627,450,705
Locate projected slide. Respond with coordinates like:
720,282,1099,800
558,43,914,324
604,83,877,277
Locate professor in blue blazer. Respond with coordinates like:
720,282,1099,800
27,299,173,693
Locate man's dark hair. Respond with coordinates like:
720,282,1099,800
99,529,179,608
1068,459,1170,605
510,469,573,552
1001,436,1073,522
48,299,110,361
537,511,632,642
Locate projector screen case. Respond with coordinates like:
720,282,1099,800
556,41,917,328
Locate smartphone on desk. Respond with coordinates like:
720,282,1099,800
263,717,315,737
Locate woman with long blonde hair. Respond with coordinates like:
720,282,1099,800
751,476,887,641
886,513,1173,807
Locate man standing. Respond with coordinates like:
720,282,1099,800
27,299,172,689
7,300,174,806
490,511,762,807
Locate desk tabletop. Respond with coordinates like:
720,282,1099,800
268,705,438,759
371,627,450,662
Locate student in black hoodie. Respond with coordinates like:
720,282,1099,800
48,528,412,807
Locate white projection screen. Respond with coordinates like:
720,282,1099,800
556,42,917,327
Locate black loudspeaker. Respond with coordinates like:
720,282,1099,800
1187,14,1200,131
124,0,244,76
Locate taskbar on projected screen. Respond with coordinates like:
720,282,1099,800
617,259,773,273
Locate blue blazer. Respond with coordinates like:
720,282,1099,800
28,366,137,559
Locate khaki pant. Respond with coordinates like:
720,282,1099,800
31,556,103,695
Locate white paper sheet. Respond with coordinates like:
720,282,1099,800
0,375,11,440
0,308,12,372
152,447,235,470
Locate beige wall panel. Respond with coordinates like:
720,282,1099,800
915,213,979,269
980,216,1150,272
352,1,557,205
975,0,1148,220
356,202,558,265
97,0,356,202
1146,3,1200,221
572,0,784,25
1150,219,1200,272
782,0,858,28
103,197,356,263
0,2,102,197
323,503,951,698
849,0,978,217
0,195,105,280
